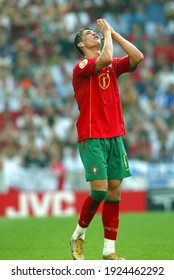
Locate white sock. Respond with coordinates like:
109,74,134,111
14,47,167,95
102,238,115,256
72,224,86,240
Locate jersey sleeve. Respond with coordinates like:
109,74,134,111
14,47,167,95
73,58,97,77
112,56,132,77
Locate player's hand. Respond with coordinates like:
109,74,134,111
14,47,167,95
105,20,114,36
96,18,111,39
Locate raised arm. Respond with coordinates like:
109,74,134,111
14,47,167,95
112,31,144,68
95,19,113,72
106,20,144,68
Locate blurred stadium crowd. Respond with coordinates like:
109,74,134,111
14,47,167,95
0,0,174,177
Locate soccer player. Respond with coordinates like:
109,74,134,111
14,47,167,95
70,18,144,260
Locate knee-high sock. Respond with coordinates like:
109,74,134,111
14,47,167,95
102,200,120,240
78,196,101,228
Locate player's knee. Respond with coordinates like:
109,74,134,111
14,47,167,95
106,187,121,201
90,190,107,202
105,195,121,203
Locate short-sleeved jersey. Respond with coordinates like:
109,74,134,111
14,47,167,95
72,56,131,142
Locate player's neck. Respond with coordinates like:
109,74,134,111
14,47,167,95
84,48,100,59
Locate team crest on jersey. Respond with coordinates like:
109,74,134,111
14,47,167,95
99,71,110,89
79,59,88,69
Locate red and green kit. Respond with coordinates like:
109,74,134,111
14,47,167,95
72,56,132,181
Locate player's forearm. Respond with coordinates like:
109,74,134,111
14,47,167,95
96,32,113,71
100,31,113,62
112,31,144,66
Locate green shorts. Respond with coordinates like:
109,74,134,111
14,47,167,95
78,136,131,181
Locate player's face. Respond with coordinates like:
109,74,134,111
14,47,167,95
81,29,101,48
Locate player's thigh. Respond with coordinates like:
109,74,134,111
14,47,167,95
90,179,108,191
107,136,131,180
108,179,122,191
78,138,108,181
107,179,122,199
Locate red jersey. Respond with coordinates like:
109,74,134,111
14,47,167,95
72,56,131,141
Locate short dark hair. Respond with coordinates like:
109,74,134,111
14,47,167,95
74,27,93,56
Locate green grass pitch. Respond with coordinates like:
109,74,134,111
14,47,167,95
0,212,173,260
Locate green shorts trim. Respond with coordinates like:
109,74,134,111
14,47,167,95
78,136,131,181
